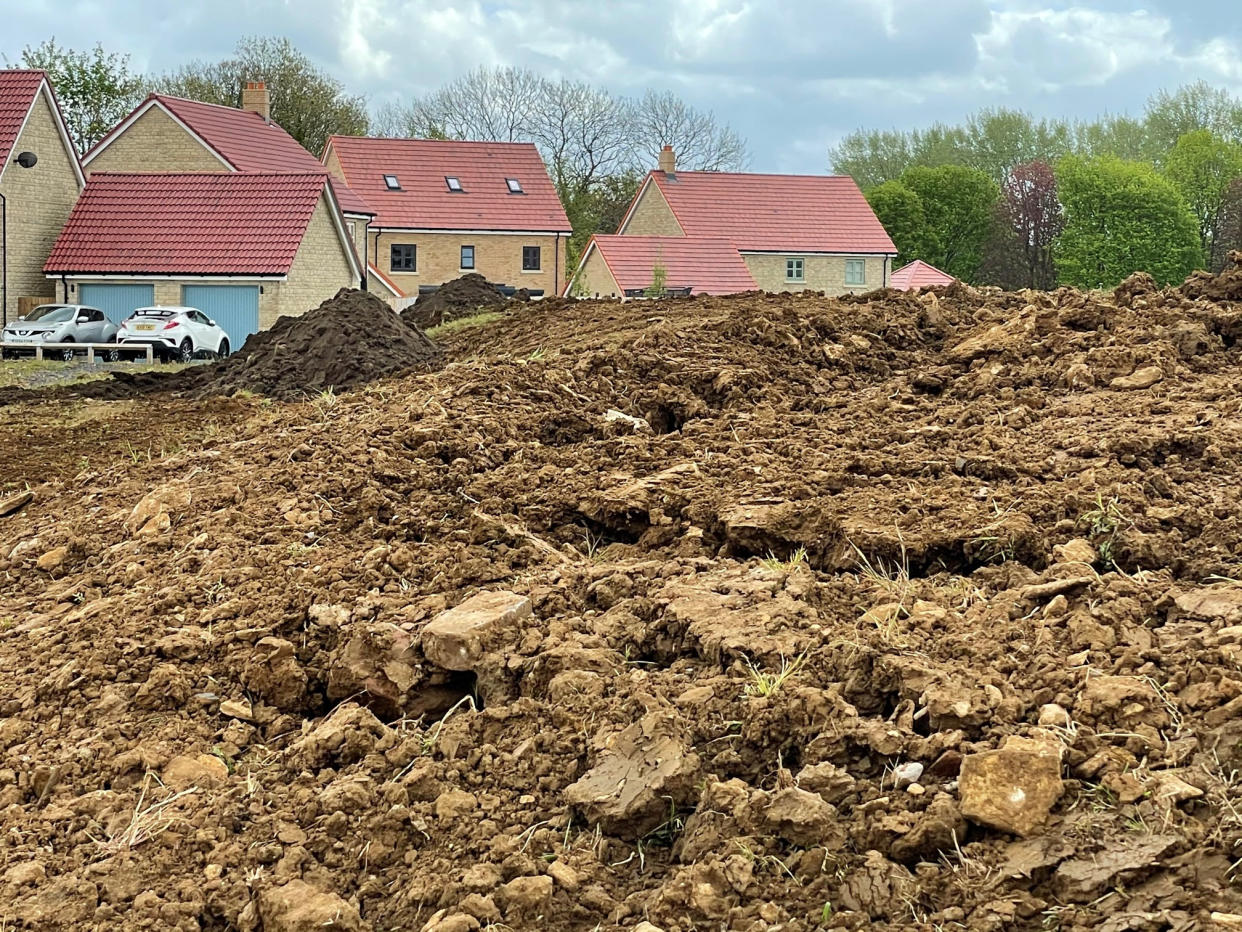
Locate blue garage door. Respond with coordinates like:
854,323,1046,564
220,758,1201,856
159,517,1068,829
181,285,260,350
78,284,155,325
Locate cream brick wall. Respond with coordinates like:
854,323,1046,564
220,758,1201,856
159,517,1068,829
1,92,81,322
85,106,226,174
618,183,683,236
374,230,567,296
569,248,621,298
742,254,889,296
265,195,358,327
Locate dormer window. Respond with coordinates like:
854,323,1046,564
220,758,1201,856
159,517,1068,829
383,174,401,190
506,178,523,194
446,176,464,192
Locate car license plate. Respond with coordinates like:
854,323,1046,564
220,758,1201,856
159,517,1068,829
136,323,156,332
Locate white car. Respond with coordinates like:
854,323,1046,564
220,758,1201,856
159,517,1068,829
117,306,232,362
2,304,119,361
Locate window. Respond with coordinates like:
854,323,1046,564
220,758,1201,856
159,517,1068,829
391,244,417,272
383,174,401,190
785,257,805,282
505,177,523,194
845,258,866,286
461,245,475,269
522,245,541,271
445,176,463,192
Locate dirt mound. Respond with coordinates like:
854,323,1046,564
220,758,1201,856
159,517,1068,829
402,273,506,328
1182,249,1242,301
8,284,1242,928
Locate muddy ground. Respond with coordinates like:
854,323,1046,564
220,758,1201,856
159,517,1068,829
3,279,1242,930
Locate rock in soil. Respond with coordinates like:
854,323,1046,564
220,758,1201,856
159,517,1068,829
959,735,1064,837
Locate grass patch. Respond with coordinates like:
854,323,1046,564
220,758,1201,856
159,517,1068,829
426,310,504,338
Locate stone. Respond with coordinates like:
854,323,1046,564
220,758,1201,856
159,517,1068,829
1053,539,1097,565
327,623,420,718
36,546,68,572
242,638,308,712
633,924,665,932
907,783,925,796
220,699,256,722
1077,675,1169,729
1109,366,1164,390
565,712,701,837
1151,771,1203,804
892,762,924,790
1053,835,1178,899
161,753,229,790
757,786,837,847
421,591,533,672
4,860,46,887
257,879,365,931
420,913,479,932
501,875,553,913
124,484,192,537
795,761,856,804
959,735,1064,837
1037,703,1071,729
602,409,652,433
1173,587,1242,621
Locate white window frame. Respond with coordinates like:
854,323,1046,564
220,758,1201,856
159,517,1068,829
844,258,866,286
785,257,805,282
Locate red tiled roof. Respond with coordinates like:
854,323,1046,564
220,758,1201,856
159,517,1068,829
326,136,571,232
582,236,757,296
890,259,956,291
45,172,331,276
642,171,896,255
85,95,373,216
0,70,47,169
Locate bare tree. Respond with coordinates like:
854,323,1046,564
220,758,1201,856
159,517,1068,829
633,91,748,171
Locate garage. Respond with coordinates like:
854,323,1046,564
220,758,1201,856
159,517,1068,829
182,285,260,349
78,284,155,325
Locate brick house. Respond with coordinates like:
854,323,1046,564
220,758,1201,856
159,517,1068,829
77,83,374,328
321,137,572,300
0,69,85,323
43,172,361,346
568,146,896,298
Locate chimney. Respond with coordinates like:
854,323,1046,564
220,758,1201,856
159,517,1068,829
242,81,270,123
658,144,676,174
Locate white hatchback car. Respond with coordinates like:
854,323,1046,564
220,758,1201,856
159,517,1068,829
117,306,232,362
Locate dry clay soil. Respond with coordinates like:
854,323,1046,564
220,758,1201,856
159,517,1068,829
6,280,1242,931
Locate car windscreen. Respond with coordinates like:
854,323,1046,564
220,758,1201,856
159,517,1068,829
130,309,177,319
24,306,75,323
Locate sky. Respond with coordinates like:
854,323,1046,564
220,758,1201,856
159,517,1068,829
5,0,1241,173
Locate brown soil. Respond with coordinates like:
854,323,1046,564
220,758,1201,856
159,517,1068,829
0,289,440,406
5,275,1242,930
403,273,507,329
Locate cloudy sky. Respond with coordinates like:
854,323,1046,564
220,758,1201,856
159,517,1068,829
6,0,1240,172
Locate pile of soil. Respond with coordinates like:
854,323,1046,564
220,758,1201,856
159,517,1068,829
402,273,507,329
8,268,1242,928
1182,249,1242,301
0,289,441,405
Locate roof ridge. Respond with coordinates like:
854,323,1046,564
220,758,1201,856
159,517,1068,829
654,169,857,181
333,135,539,147
153,93,259,115
0,69,48,76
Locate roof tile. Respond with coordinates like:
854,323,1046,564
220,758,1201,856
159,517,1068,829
45,172,329,276
890,259,956,290
327,137,571,232
647,171,896,255
586,236,757,295
0,70,47,168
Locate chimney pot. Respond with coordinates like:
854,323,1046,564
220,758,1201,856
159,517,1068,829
241,81,271,123
658,145,676,174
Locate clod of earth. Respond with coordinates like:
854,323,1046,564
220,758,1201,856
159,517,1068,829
420,590,533,671
959,735,1064,837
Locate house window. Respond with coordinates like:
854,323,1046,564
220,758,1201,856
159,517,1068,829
445,176,463,192
506,178,523,194
522,246,541,271
785,257,805,282
391,244,416,272
461,245,475,270
845,258,866,286
383,174,401,190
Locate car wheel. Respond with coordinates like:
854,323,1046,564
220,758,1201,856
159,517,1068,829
59,339,75,362
178,337,195,363
103,340,120,363
216,338,230,359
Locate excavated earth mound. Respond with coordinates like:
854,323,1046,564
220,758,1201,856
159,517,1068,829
6,276,1242,929
402,273,507,329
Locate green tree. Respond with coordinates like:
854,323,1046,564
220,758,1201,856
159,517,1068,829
865,180,932,266
11,39,143,151
1143,82,1242,157
157,37,368,156
1055,155,1203,288
900,165,999,281
1163,130,1242,256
